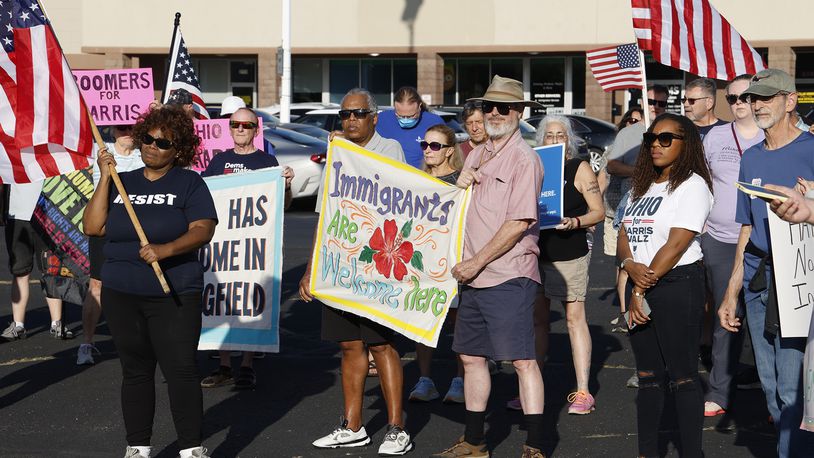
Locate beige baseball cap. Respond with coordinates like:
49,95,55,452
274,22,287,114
741,69,796,97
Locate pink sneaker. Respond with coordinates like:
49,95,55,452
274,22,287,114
567,391,595,415
506,396,523,411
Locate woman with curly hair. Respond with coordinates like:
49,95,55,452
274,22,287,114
83,106,218,458
616,113,713,458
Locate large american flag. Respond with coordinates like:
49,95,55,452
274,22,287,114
632,0,765,81
162,27,209,119
0,0,93,184
587,44,644,92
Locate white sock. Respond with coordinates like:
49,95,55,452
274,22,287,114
51,320,59,328
14,321,24,328
131,446,151,457
178,446,201,458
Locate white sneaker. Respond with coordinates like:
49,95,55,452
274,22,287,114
312,418,371,448
124,446,148,458
443,376,465,403
408,376,440,402
77,344,100,365
378,424,414,456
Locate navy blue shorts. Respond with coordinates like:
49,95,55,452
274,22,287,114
452,277,538,361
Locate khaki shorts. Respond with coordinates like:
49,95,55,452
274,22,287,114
602,216,617,257
540,253,590,302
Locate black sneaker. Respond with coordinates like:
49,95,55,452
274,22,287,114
200,366,234,388
234,366,257,390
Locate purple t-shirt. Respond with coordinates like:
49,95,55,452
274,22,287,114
702,123,764,244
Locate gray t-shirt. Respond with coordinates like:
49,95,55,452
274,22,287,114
315,132,405,212
605,122,645,212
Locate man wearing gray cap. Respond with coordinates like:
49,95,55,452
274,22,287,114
719,68,814,457
433,75,545,458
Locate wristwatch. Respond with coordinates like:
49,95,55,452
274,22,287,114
620,257,633,270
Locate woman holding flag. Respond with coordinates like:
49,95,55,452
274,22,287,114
83,106,218,458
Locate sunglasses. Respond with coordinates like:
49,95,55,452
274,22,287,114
647,98,668,108
741,92,788,104
141,133,174,150
229,121,257,130
643,132,684,148
420,141,452,151
725,94,743,105
681,96,711,105
338,109,373,120
626,118,640,125
481,101,519,116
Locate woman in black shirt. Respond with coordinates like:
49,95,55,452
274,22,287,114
84,106,217,458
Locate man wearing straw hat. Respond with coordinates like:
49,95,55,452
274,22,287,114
433,75,546,458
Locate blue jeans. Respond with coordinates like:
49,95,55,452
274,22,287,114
745,283,814,458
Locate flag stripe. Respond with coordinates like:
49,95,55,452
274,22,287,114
31,26,49,146
632,0,764,80
47,28,64,146
14,28,34,146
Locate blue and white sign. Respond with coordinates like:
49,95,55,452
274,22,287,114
535,144,566,229
198,168,284,353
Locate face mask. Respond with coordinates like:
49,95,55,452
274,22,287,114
397,117,419,129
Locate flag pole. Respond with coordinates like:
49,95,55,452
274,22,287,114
161,13,182,103
639,49,651,129
38,0,171,294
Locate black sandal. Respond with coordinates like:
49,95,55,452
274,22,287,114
234,366,257,389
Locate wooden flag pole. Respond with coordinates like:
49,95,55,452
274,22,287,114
88,122,171,294
37,0,171,294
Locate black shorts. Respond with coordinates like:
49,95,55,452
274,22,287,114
452,277,538,361
321,305,395,345
88,235,106,280
4,219,45,276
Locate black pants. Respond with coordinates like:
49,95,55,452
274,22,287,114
630,262,705,458
102,287,203,449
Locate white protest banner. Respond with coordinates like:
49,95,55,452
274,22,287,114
767,204,814,338
72,69,154,125
198,168,284,352
310,138,471,347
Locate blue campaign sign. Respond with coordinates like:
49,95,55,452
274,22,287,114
535,144,566,229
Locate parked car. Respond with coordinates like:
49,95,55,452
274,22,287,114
263,126,327,199
259,102,340,121
293,108,469,143
526,114,616,172
278,123,330,142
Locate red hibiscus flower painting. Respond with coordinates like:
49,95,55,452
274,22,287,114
359,219,423,281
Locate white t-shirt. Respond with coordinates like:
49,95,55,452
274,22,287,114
8,182,43,221
622,173,712,267
91,142,144,188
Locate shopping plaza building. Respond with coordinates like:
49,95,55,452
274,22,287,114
52,0,813,122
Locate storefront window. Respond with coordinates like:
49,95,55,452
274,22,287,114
292,58,322,103
361,59,392,106
530,57,565,116
329,60,359,104
491,58,523,81
796,51,814,123
392,60,418,100
443,59,457,105
458,58,490,103
571,57,586,111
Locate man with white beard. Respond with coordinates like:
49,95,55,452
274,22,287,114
433,76,546,458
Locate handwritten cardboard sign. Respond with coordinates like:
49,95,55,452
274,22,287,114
310,139,471,347
768,205,814,338
192,119,265,173
73,69,154,126
198,168,284,353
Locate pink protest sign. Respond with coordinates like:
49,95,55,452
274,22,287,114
72,68,154,126
192,119,265,173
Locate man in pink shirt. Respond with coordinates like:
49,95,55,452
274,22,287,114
433,76,546,458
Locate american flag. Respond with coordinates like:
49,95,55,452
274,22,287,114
0,0,93,184
162,26,209,119
632,0,765,81
586,44,644,92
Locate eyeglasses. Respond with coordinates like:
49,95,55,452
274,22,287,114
681,96,711,105
725,94,743,105
643,132,684,148
141,133,174,150
420,141,452,151
647,98,668,108
338,109,373,120
741,92,789,105
544,133,567,141
229,121,257,130
481,101,518,116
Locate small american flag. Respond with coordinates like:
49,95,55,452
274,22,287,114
586,44,644,92
162,25,209,119
0,0,93,184
632,0,765,81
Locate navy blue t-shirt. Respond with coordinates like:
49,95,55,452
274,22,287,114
102,167,218,296
376,110,444,169
201,149,279,177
